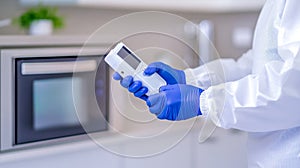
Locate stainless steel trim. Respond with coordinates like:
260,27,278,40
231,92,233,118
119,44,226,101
1,49,15,151
21,60,97,75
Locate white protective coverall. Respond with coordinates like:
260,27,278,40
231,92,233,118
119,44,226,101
184,0,300,167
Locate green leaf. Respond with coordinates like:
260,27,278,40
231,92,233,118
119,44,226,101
14,5,64,30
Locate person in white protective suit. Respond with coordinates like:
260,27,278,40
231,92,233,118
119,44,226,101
113,0,300,167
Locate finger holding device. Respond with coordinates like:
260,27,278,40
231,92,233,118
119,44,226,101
105,42,167,96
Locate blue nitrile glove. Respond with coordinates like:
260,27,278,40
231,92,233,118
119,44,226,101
113,72,148,101
144,62,186,84
113,62,185,101
146,84,203,121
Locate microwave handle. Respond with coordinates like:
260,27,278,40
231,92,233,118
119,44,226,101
21,60,97,75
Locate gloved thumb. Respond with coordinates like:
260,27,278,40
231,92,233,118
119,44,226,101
144,62,167,76
146,94,165,115
146,94,160,107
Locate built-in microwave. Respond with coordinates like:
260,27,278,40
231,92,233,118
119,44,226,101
0,47,109,151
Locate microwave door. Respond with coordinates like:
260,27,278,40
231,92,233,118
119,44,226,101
15,57,108,144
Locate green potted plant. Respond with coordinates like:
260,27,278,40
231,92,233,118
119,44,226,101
14,5,64,35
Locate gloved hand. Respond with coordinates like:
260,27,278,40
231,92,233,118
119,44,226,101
113,62,186,101
146,84,203,121
113,72,148,101
144,62,186,84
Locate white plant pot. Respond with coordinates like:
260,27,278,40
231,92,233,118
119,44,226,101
29,19,53,36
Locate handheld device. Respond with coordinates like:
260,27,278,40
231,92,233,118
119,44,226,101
105,42,166,96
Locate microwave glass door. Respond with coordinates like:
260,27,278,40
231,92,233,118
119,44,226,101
15,56,108,144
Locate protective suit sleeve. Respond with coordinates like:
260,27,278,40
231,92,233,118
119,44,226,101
184,49,253,89
200,48,300,132
199,0,300,132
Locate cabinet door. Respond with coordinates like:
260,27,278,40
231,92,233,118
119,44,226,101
0,142,121,168
191,128,248,168
122,134,193,168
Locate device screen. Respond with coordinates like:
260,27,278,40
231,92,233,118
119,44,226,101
118,46,141,69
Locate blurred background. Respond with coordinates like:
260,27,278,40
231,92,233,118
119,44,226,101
0,0,263,58
0,0,265,168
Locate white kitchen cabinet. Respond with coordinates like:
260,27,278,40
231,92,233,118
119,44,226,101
190,127,248,168
0,140,122,168
0,127,247,168
119,122,247,168
121,134,192,168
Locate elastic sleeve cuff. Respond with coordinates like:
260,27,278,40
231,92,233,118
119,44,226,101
199,90,209,117
199,87,223,127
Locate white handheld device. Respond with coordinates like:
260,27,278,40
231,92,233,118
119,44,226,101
105,42,166,96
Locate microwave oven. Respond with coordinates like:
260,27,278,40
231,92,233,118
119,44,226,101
0,46,109,151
